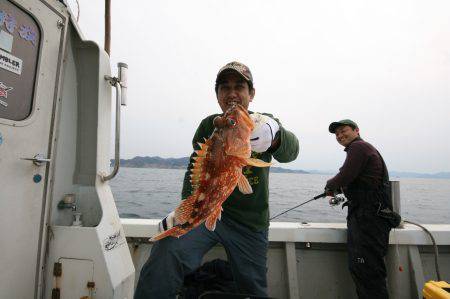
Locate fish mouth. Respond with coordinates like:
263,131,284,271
232,104,254,130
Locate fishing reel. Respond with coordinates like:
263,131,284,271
327,188,347,206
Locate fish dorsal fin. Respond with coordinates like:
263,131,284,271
245,157,272,168
237,173,253,194
195,142,209,157
190,142,209,190
205,206,222,231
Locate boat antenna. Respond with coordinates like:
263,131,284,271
75,0,80,21
270,192,326,220
105,0,111,55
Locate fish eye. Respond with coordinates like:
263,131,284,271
227,118,236,126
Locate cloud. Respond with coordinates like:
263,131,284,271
75,0,450,172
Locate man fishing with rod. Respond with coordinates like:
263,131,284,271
324,119,402,299
272,119,400,298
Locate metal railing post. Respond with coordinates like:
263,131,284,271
390,180,401,214
101,80,121,182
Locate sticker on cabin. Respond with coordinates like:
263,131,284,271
0,82,13,108
0,30,13,52
18,25,37,46
0,49,22,75
104,230,122,251
0,11,17,33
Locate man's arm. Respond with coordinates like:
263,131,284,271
325,143,368,190
271,126,299,163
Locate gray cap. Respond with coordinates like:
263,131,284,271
216,61,253,84
328,119,358,133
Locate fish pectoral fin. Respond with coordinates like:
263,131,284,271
237,173,253,194
245,157,272,167
205,207,222,231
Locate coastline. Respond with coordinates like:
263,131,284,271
112,156,450,179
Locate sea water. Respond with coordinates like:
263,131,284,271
110,167,450,224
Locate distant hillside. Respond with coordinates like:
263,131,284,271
271,167,308,174
112,156,450,179
113,156,308,173
116,156,189,169
390,171,450,179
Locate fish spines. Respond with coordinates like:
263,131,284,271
195,142,209,157
190,140,212,191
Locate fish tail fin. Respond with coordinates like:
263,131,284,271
150,226,185,242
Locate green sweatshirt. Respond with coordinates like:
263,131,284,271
181,112,299,231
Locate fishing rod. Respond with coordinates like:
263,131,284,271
270,190,347,221
270,192,327,220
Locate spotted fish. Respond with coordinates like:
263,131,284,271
150,104,271,241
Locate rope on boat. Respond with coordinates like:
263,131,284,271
403,220,442,281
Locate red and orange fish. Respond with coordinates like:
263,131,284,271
150,104,271,241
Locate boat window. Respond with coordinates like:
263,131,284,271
0,0,40,121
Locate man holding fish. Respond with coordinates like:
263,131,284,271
134,61,299,298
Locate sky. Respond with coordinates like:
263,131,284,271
70,0,450,173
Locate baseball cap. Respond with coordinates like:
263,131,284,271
216,61,253,84
328,119,358,133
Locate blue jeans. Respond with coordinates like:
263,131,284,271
134,216,269,299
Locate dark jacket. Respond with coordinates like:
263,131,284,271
326,137,384,191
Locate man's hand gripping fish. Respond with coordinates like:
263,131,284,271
150,104,271,241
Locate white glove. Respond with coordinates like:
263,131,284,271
158,211,177,232
250,113,280,153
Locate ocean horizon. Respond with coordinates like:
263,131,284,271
115,156,450,179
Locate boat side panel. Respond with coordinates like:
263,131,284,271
124,220,450,298
43,23,134,298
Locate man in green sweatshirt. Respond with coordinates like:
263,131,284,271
135,61,299,299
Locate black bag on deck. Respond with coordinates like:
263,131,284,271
179,259,238,299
